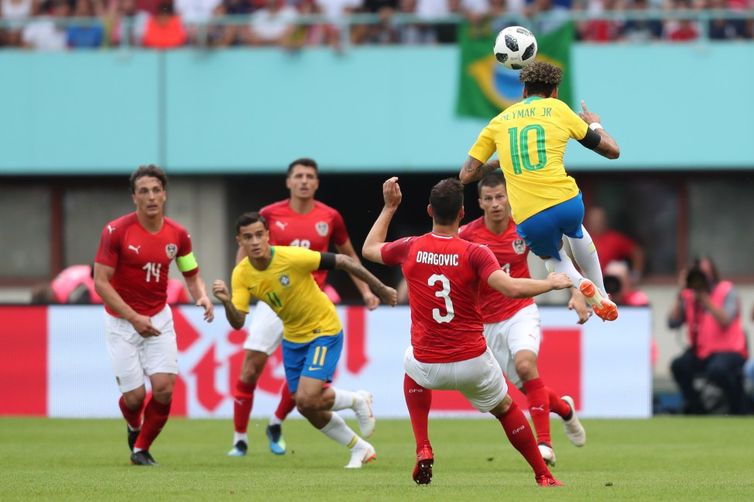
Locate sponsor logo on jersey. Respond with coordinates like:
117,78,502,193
128,244,141,254
165,243,178,259
512,238,526,255
275,221,288,230
315,221,329,237
279,274,290,287
107,224,117,234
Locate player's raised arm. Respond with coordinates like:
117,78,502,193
578,100,620,160
362,177,402,264
488,270,572,299
458,156,501,185
212,279,247,329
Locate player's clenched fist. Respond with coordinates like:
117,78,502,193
212,280,231,303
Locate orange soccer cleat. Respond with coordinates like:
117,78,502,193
578,279,618,321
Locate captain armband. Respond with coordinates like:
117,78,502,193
176,252,199,273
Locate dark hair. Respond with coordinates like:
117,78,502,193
130,164,167,193
286,157,318,177
520,61,562,98
235,211,268,234
477,172,506,196
429,178,464,225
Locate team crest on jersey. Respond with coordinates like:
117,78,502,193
165,243,178,259
512,239,526,255
315,221,329,237
279,274,291,287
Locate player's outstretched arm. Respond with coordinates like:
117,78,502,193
335,239,380,310
362,177,402,264
458,156,500,184
185,274,215,322
488,270,572,298
334,254,397,306
212,279,247,329
93,262,161,337
579,100,620,160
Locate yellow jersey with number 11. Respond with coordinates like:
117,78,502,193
468,96,589,224
231,246,342,343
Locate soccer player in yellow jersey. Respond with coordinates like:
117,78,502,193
212,212,397,468
459,62,622,321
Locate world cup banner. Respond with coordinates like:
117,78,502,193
0,305,652,418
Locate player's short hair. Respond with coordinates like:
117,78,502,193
287,157,319,177
235,211,269,234
429,178,464,225
520,62,562,97
477,172,506,196
130,164,168,193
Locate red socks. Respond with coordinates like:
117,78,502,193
274,384,297,421
233,380,256,434
523,378,551,446
119,395,144,430
548,388,571,419
134,398,171,451
403,374,432,453
497,400,551,479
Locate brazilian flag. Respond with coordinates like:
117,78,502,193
456,21,575,119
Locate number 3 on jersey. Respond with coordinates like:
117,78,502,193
428,274,454,323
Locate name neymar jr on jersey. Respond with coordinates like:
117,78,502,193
500,107,553,121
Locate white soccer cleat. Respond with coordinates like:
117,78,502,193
538,443,557,467
353,390,376,439
345,441,376,469
561,395,586,447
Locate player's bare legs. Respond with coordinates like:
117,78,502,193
296,376,376,469
228,350,269,456
489,394,562,487
129,373,175,466
403,374,433,484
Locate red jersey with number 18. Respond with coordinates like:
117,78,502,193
381,233,500,363
95,213,197,317
260,200,349,288
459,217,534,323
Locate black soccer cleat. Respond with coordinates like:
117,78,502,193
127,427,140,452
130,450,158,466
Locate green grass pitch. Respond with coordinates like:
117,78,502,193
1,417,753,500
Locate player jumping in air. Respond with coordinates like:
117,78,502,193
214,212,397,468
459,61,622,321
362,177,571,486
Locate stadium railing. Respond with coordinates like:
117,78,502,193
1,9,753,50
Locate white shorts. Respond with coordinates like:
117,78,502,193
242,301,284,355
105,305,178,393
403,346,507,413
483,304,541,389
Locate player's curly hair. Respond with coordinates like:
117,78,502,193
519,62,562,97
130,164,168,193
430,178,464,225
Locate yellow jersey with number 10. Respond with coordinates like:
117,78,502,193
468,96,589,224
231,246,342,343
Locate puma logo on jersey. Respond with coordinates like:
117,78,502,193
275,221,288,230
107,224,116,234
531,405,545,412
128,245,141,254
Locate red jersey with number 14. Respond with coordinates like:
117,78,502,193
260,200,349,288
381,233,500,363
459,217,533,323
95,213,197,317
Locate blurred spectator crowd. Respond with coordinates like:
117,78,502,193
1,0,753,50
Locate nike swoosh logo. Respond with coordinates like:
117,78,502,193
308,366,321,371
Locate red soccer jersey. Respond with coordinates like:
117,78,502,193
260,200,349,288
459,217,534,323
592,230,637,273
95,213,197,317
381,233,500,363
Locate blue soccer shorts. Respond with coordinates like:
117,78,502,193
282,331,343,393
515,192,584,260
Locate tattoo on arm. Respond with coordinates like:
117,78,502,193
335,255,385,293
